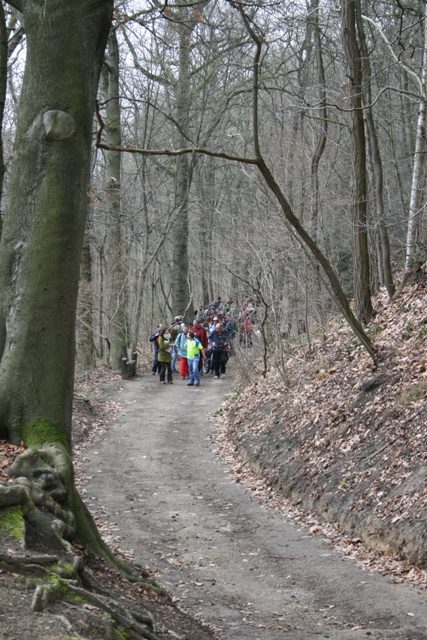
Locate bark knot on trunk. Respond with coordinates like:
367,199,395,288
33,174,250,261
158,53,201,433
43,110,75,140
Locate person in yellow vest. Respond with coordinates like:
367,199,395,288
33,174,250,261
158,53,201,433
186,331,206,387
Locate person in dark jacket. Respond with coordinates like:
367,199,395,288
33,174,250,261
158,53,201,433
148,323,163,375
208,323,230,379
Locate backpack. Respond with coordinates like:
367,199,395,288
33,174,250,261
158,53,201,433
170,322,182,341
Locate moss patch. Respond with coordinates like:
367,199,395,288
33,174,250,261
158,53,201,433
113,624,130,640
0,505,25,542
49,562,75,579
20,419,68,449
45,574,85,603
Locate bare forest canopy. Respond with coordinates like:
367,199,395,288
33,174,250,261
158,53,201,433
1,0,427,369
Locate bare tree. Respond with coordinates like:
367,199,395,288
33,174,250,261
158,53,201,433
355,0,395,299
342,0,373,323
0,0,139,570
103,27,129,368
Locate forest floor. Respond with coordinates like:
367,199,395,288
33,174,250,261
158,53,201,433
2,279,427,638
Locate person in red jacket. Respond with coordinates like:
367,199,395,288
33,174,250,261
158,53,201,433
192,319,208,348
241,307,254,346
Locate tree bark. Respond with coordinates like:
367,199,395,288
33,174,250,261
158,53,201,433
355,0,394,300
342,0,373,324
76,221,96,373
172,11,194,323
0,0,112,447
310,0,328,324
198,157,215,306
0,4,7,235
405,3,427,270
104,28,128,369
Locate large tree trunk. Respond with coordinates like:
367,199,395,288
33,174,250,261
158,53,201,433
342,0,373,324
0,0,132,571
0,4,7,234
0,0,112,448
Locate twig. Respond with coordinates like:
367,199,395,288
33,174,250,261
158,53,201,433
238,452,259,471
364,439,396,463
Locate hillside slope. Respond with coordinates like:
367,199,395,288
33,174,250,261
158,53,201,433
218,280,427,579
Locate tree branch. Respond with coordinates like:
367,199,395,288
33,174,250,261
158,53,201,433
362,14,423,93
95,140,259,165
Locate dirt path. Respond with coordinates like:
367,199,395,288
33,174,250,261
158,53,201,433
83,370,427,640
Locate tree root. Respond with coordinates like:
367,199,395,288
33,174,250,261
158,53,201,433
4,445,147,580
0,552,58,575
66,584,158,639
0,544,161,639
29,572,159,639
1,445,164,639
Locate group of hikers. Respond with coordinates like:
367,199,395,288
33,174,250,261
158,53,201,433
149,296,258,387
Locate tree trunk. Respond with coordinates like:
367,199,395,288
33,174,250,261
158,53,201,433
76,222,96,373
172,13,194,323
310,0,328,324
0,0,112,448
342,0,373,324
0,0,135,571
0,4,7,236
355,0,394,299
104,28,128,369
199,157,215,306
405,3,427,270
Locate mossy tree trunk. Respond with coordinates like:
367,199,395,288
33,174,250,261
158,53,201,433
0,4,7,235
0,0,112,448
0,0,128,570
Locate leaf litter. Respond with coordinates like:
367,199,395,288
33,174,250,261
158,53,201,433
213,278,427,591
